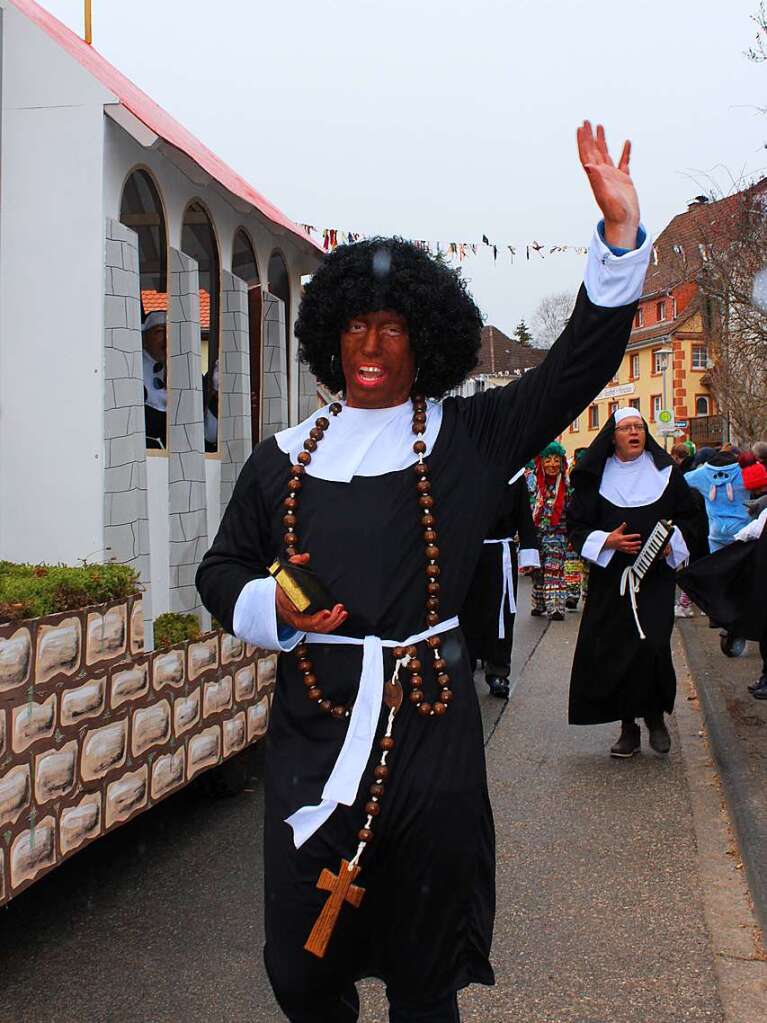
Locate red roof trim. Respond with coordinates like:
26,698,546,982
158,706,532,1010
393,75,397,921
9,0,320,254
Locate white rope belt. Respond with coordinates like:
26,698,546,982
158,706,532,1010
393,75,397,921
483,538,516,638
285,615,460,849
619,566,645,640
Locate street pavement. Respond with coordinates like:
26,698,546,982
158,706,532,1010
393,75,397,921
0,580,760,1022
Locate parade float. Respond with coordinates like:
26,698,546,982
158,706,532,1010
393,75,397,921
0,0,322,905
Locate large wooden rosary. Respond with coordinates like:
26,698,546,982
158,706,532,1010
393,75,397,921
279,395,453,957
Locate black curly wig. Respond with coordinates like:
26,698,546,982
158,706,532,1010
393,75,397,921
295,237,483,398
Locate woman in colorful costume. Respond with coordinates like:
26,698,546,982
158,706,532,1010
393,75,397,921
529,441,572,620
196,123,650,1022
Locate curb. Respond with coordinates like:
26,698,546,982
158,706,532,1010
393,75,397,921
677,624,767,942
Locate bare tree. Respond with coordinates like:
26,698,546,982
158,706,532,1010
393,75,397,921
746,1,767,62
531,291,576,348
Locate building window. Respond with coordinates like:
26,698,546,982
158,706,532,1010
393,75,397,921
652,349,666,375
629,397,641,412
695,395,710,416
588,405,600,430
651,395,662,421
570,415,580,432
120,169,168,450
182,201,221,452
656,300,667,321
232,229,262,447
630,353,640,379
608,401,618,417
691,344,708,370
634,308,644,328
671,297,678,319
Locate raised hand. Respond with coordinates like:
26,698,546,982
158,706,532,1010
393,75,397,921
577,120,640,250
275,553,349,634
604,522,642,555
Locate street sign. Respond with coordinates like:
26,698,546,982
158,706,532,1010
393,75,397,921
676,420,688,429
658,409,673,424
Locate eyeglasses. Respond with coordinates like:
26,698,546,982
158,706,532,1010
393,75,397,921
615,423,645,434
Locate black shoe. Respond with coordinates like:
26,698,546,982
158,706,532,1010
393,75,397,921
747,674,767,693
549,611,565,621
610,721,641,758
644,714,671,754
565,597,578,610
751,679,767,700
530,608,543,617
486,675,510,699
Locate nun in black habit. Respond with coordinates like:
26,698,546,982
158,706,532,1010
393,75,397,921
461,470,540,699
567,408,707,757
196,122,651,1022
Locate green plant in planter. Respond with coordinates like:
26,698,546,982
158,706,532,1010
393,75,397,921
0,561,140,623
153,612,201,650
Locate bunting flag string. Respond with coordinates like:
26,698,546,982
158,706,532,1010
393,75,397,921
297,224,588,263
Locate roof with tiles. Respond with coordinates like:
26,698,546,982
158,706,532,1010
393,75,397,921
472,325,546,377
141,289,210,328
641,180,767,298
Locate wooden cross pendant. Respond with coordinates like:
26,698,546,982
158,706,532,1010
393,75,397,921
304,859,365,959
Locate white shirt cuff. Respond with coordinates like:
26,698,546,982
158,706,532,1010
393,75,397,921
232,576,303,652
583,221,653,308
581,529,615,567
665,525,690,569
518,548,541,569
735,506,767,542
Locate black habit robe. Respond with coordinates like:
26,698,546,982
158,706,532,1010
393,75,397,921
461,476,539,670
196,287,638,1004
567,419,708,726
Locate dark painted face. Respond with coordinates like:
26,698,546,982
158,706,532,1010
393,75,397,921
340,310,416,409
143,325,166,365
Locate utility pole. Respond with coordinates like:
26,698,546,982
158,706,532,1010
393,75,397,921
84,1,92,45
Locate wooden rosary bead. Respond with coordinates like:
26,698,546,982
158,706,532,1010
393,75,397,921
416,480,431,494
412,422,426,435
365,801,381,817
307,686,322,701
423,529,437,543
380,736,395,751
427,581,440,595
287,478,303,492
369,783,385,798
284,532,298,547
358,828,374,843
331,704,347,719
439,689,454,703
436,673,450,686
414,462,429,476
393,646,405,659
425,545,439,560
329,402,342,415
283,513,297,527
421,513,436,527
426,611,440,626
409,690,424,703
432,701,448,716
427,597,440,611
374,765,389,779
284,497,298,510
409,674,423,687
408,658,422,673
297,450,311,465
406,645,418,658
303,673,318,687
425,563,440,578
290,464,305,476
310,427,324,441
297,657,312,672
418,702,433,716
316,417,330,430
303,438,317,453
426,636,442,648
319,700,332,713
296,644,309,658
413,440,427,454
418,495,434,509
433,657,447,672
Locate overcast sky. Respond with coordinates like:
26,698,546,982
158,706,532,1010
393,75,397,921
40,0,767,336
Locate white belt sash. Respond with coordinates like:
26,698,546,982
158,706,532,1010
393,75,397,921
285,616,460,849
483,538,516,639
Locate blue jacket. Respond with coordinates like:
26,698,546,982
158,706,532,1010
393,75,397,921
685,462,749,549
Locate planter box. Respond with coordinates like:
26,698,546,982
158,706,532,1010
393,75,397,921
0,595,277,906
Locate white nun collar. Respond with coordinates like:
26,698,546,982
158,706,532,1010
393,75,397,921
274,398,444,483
599,450,671,508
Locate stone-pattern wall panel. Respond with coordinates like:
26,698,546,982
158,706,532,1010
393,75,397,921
220,271,252,516
167,248,208,624
0,598,276,906
103,219,152,641
261,293,289,438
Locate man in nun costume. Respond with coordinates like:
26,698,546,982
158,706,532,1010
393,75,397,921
567,409,707,757
197,123,652,1022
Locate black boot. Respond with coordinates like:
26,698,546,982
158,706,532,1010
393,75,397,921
486,675,510,699
644,713,671,754
751,677,767,700
610,720,641,758
748,674,767,693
